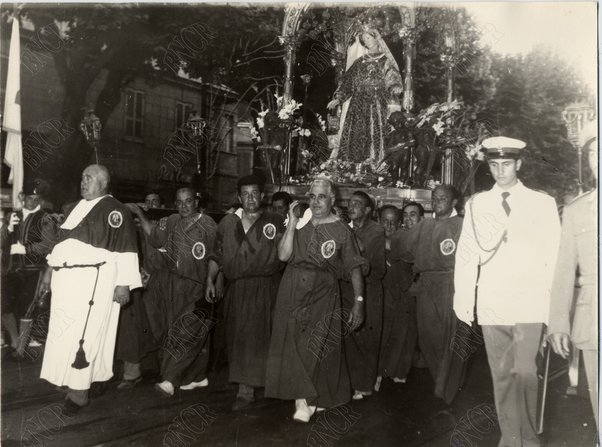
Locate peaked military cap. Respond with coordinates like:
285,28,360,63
482,136,526,159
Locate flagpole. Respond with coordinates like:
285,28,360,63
2,17,24,210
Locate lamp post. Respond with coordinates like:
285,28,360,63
562,102,594,193
80,109,102,164
186,110,207,177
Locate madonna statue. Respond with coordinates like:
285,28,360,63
327,28,403,167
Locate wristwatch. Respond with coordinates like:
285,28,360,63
354,296,364,302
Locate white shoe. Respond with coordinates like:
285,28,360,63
154,380,175,397
28,339,42,348
180,378,209,390
352,390,372,400
392,377,406,384
293,399,316,423
374,375,382,392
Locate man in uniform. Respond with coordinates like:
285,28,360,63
132,187,217,397
2,179,58,350
548,121,598,428
207,175,283,410
39,165,141,415
454,137,561,446
342,191,386,400
377,203,422,388
392,185,465,404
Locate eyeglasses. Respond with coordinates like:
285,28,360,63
175,198,196,207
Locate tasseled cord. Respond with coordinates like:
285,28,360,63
52,261,106,370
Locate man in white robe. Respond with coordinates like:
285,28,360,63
39,164,141,416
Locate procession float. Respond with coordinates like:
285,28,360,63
252,3,490,213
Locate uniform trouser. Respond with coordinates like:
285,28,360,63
482,323,543,447
582,349,598,428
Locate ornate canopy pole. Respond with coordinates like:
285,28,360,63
398,4,416,113
280,3,309,102
279,3,309,181
441,9,457,185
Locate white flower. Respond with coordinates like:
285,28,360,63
475,150,485,161
432,119,445,136
250,127,260,139
378,176,384,182
258,109,269,118
256,117,265,129
302,128,312,137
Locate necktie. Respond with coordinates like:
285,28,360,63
501,192,511,216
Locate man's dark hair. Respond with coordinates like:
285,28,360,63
237,175,265,194
435,184,460,202
402,201,425,216
352,190,374,211
378,204,401,220
146,191,164,205
272,191,292,207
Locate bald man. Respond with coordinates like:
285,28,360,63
39,164,142,416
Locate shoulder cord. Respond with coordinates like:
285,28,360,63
469,199,507,267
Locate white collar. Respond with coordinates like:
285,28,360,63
22,205,41,220
434,208,458,219
492,180,524,195
61,195,108,230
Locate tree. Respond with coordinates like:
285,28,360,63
476,46,591,200
4,3,283,203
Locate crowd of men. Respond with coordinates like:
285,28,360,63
0,132,597,447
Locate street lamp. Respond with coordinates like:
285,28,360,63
185,110,207,176
562,102,595,193
80,109,102,163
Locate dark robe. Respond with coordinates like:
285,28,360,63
378,229,417,380
391,215,465,404
211,211,284,387
265,219,367,408
144,212,217,386
341,219,386,392
115,223,162,367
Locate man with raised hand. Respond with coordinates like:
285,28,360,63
131,187,217,397
454,137,561,446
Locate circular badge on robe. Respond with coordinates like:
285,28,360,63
108,210,123,228
321,240,336,259
440,238,456,256
263,223,276,240
192,242,206,260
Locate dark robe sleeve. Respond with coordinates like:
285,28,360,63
25,213,60,256
390,223,422,264
342,227,369,278
334,59,360,102
366,225,386,282
150,216,170,249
